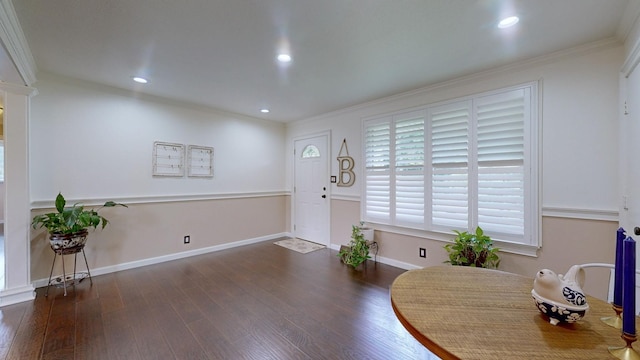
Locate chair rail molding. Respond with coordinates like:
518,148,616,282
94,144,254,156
542,206,618,222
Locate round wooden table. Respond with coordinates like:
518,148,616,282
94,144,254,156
390,265,639,360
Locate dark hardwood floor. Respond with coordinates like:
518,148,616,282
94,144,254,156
0,240,438,359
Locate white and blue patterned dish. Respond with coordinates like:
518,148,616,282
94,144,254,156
532,289,589,325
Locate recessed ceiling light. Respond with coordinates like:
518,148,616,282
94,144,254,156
260,108,270,113
498,16,519,29
132,76,148,84
277,54,292,63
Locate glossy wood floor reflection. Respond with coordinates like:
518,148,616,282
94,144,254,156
0,240,438,359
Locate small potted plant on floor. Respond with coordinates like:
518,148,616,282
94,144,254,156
338,225,371,268
32,192,127,250
444,226,500,269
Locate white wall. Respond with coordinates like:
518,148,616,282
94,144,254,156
287,41,624,300
28,73,290,286
288,41,622,215
30,73,286,202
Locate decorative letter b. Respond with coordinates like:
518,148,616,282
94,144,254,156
337,157,355,187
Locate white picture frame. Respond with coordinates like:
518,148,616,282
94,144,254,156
187,145,214,178
153,141,185,177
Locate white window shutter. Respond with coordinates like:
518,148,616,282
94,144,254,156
475,89,526,235
364,121,391,222
362,82,538,248
429,101,470,229
394,111,425,225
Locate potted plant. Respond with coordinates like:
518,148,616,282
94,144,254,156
338,225,371,268
444,226,500,268
32,192,127,250
359,221,375,243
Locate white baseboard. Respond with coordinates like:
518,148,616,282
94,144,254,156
32,232,290,288
0,285,35,307
328,243,422,271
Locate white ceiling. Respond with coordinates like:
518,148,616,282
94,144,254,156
10,0,635,122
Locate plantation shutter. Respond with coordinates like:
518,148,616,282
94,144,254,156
394,111,425,225
364,120,391,222
475,88,526,235
429,101,470,229
362,82,538,249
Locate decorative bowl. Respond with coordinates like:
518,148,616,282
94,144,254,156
532,289,589,325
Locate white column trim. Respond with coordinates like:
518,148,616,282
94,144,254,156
0,84,37,307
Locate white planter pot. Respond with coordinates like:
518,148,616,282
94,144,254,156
360,227,374,242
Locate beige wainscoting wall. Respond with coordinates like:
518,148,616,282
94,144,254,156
31,195,288,285
330,199,617,301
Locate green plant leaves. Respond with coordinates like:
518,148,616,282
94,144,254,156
338,225,371,268
31,193,126,235
55,192,66,213
444,226,500,269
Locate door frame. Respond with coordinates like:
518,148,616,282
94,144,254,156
292,130,331,246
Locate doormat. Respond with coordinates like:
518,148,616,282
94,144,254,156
274,238,326,254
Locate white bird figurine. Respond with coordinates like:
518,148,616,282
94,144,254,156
533,265,587,307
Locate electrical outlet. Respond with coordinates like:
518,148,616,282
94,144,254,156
184,235,190,244
419,248,426,258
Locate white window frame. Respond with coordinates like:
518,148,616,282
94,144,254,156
362,82,540,255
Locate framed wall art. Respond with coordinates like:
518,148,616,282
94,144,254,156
187,145,214,177
152,141,185,177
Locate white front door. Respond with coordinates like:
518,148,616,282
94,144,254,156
294,134,329,245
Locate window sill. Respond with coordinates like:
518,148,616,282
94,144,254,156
365,223,539,258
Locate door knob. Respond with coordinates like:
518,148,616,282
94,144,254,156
322,195,326,198
635,227,640,236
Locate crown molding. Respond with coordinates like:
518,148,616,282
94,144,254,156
290,37,622,126
622,38,640,77
0,0,37,86
617,0,640,42
621,0,640,77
